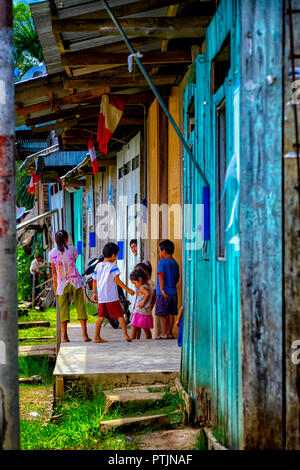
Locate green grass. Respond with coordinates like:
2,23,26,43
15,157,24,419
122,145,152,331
193,429,208,450
18,303,98,345
19,355,54,384
20,385,138,450
20,382,184,450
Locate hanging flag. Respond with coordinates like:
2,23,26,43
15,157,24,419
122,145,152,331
97,94,126,154
32,172,40,184
88,134,98,174
28,176,35,194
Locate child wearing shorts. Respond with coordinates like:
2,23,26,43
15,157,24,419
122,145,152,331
49,230,91,343
129,268,154,340
92,242,135,343
155,240,180,340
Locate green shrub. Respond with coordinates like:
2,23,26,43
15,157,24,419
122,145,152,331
17,246,32,302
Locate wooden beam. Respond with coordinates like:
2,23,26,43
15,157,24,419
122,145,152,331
52,17,209,38
26,107,100,126
49,1,72,77
64,75,178,89
151,3,180,77
28,111,144,128
15,82,65,103
16,87,110,117
61,51,192,67
70,0,198,21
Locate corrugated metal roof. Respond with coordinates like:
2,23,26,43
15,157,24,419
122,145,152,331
44,150,87,166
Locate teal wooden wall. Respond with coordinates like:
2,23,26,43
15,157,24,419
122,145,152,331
73,187,84,275
182,0,284,449
182,0,242,449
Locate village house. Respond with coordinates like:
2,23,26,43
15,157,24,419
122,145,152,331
14,0,300,450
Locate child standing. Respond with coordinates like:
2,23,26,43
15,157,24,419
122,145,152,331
93,242,135,343
49,230,91,343
129,268,154,340
131,261,156,339
155,240,180,340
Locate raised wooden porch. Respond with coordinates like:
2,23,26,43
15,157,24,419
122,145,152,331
53,323,181,397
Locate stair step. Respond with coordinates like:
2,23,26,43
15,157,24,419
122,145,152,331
104,384,173,408
100,413,170,433
18,336,54,342
18,321,51,329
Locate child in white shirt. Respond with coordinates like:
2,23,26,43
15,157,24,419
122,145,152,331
93,242,135,343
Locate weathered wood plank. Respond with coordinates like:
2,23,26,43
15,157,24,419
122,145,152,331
16,87,110,117
18,344,56,357
18,336,54,342
240,0,283,450
61,50,192,67
283,3,300,451
52,17,208,38
18,321,51,329
63,75,178,89
68,0,203,21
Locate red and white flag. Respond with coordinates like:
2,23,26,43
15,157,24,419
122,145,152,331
88,134,98,175
28,176,36,194
28,172,41,194
97,94,126,154
32,172,40,184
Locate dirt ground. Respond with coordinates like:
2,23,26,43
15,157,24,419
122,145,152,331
19,384,53,422
136,426,200,450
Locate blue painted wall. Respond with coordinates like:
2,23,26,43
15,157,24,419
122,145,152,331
182,0,284,449
182,0,242,449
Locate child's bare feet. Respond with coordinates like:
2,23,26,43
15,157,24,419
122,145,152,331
94,338,108,343
125,336,132,342
62,336,70,343
83,336,91,342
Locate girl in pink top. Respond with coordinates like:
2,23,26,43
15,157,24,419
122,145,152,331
49,230,91,343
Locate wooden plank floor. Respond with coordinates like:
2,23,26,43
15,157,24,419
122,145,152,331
53,323,181,388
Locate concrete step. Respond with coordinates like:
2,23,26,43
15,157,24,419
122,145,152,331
104,384,174,410
100,413,170,433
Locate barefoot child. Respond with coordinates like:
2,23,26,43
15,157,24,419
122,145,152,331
93,242,135,343
49,230,91,343
155,239,180,340
129,268,154,340
132,261,156,339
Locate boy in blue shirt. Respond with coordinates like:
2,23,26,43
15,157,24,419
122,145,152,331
155,240,180,339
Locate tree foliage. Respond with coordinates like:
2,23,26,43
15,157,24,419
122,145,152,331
13,1,43,77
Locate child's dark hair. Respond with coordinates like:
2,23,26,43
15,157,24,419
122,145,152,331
55,230,69,253
130,239,137,246
103,242,120,258
135,261,152,277
159,239,175,255
130,268,148,284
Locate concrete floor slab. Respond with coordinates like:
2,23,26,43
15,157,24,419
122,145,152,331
53,323,181,378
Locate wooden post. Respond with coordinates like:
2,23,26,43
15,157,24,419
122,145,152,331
56,297,61,355
240,0,283,449
55,377,64,398
0,0,19,449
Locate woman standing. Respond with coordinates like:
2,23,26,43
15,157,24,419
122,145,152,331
49,230,91,343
